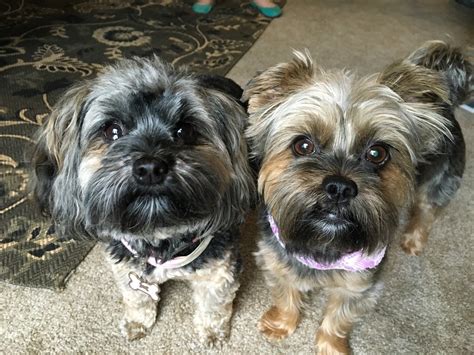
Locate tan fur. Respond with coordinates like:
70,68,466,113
378,60,449,105
316,329,350,355
401,192,441,256
108,252,160,341
243,50,314,114
189,253,239,346
379,163,414,210
244,46,462,353
258,303,301,340
316,272,378,354
39,83,90,169
107,247,238,345
255,240,307,340
78,145,106,189
259,151,294,201
255,240,380,353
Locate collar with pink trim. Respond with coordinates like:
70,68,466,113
121,234,214,270
119,234,214,300
267,215,386,272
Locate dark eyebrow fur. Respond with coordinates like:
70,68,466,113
77,97,94,128
77,98,95,148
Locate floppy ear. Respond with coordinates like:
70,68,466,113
197,74,245,107
195,74,256,219
379,41,471,107
404,40,472,106
378,59,450,106
377,41,472,160
242,51,315,165
32,83,90,219
242,50,315,114
32,134,57,215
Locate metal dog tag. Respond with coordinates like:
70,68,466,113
128,272,159,301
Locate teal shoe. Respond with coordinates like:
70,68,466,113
251,1,282,18
192,2,213,14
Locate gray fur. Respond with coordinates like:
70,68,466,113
32,56,255,344
32,56,255,241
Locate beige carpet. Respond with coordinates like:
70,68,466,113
1,0,473,353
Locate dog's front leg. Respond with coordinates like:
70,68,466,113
258,278,303,341
255,240,304,340
109,259,159,341
401,192,441,256
316,273,381,355
189,253,240,346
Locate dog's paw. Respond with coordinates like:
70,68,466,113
316,329,350,355
195,325,229,348
119,297,157,341
258,306,297,341
120,320,151,341
401,230,426,256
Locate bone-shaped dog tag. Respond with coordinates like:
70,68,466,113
128,272,159,301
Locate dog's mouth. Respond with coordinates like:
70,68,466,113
84,165,224,234
281,206,367,263
117,186,218,232
322,212,350,225
317,207,355,227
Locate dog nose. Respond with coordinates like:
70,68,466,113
322,175,358,204
133,157,169,185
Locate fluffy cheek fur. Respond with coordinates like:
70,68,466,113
79,143,235,234
259,149,414,261
378,161,414,211
78,143,106,189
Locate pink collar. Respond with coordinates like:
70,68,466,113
121,234,214,270
268,215,386,272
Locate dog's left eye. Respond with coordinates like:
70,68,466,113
103,122,124,141
292,136,316,156
175,123,196,145
365,144,389,165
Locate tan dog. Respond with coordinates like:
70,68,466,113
244,41,470,353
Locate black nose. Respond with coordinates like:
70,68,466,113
322,175,358,204
133,157,169,185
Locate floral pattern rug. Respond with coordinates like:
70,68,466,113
0,0,281,290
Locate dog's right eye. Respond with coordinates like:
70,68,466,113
365,144,389,165
175,123,196,145
292,136,316,156
103,122,124,141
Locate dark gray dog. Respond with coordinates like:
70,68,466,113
32,57,254,345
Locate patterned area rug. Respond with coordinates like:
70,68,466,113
0,0,281,290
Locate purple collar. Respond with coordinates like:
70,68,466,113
268,215,386,272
